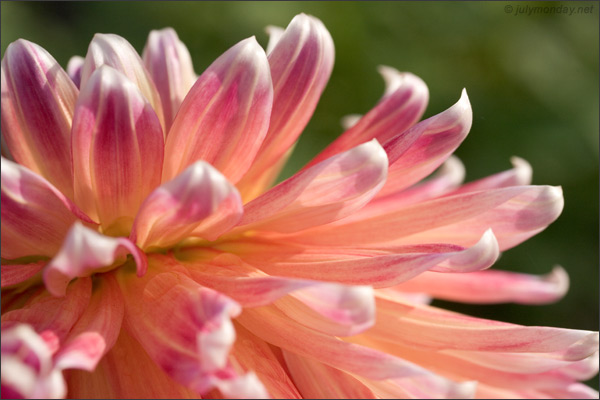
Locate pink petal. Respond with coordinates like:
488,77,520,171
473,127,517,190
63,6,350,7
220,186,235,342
54,273,124,371
66,55,84,88
1,39,77,198
264,25,285,55
308,66,429,168
1,261,46,288
1,158,95,260
162,37,272,184
1,278,91,342
131,161,242,250
43,222,146,297
376,89,472,198
450,156,532,195
214,372,270,399
283,350,376,398
66,328,200,398
238,305,474,398
396,265,569,305
370,292,599,361
236,13,334,201
71,66,164,233
142,27,196,131
246,230,498,288
119,268,244,395
237,140,388,233
1,324,66,399
80,33,165,129
231,324,301,398
285,185,562,249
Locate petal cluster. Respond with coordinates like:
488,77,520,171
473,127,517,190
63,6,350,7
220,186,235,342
1,12,597,400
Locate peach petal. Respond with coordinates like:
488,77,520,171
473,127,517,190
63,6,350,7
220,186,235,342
236,14,335,201
66,55,84,88
1,39,77,198
1,261,46,288
396,265,569,305
238,140,388,233
72,66,164,233
308,66,429,167
80,33,164,129
43,223,146,297
143,27,196,131
54,274,124,371
131,161,243,250
162,37,272,184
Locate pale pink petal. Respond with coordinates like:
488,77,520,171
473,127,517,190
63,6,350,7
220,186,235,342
308,66,429,168
1,324,66,399
131,161,242,250
231,324,302,398
248,230,498,288
540,383,600,399
340,113,362,130
80,33,165,129
66,328,200,398
238,305,474,398
396,265,569,304
1,158,95,260
142,27,196,131
557,352,599,380
66,55,84,88
355,374,477,399
162,37,272,184
1,278,91,342
369,292,599,361
1,261,46,288
1,39,77,198
72,65,164,233
376,89,472,198
214,372,270,399
237,140,387,233
450,156,532,195
43,222,146,297
285,185,562,249
264,25,285,55
236,14,334,200
54,274,124,371
283,350,377,398
119,268,244,395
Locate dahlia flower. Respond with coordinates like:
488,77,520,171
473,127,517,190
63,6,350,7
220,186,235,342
1,13,598,399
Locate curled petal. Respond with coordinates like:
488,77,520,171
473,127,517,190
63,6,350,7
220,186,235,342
236,13,335,200
1,261,46,288
1,324,66,399
450,156,532,195
1,39,77,198
162,37,273,184
238,140,388,233
66,55,84,88
131,161,243,250
264,25,285,55
72,66,164,233
376,89,472,198
143,28,196,131
396,265,569,304
54,274,124,371
43,222,146,297
119,268,244,395
80,33,164,129
308,66,429,167
1,158,95,260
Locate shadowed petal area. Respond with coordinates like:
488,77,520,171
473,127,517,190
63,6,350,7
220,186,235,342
143,28,196,132
43,223,146,297
1,261,46,288
1,158,95,260
236,13,335,201
307,66,429,168
66,55,84,88
1,39,78,199
1,324,66,399
131,161,243,250
162,37,273,184
80,33,164,129
396,265,569,304
72,66,164,234
237,140,388,233
118,267,266,397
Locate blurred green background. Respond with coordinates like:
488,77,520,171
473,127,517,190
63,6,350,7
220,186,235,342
2,0,598,377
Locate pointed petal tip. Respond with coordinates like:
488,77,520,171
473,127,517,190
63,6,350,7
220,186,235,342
508,156,533,185
377,66,429,97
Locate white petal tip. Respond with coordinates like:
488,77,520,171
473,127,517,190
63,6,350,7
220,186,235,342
509,156,533,185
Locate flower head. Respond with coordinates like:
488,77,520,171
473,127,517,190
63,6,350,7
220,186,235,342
1,13,598,399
